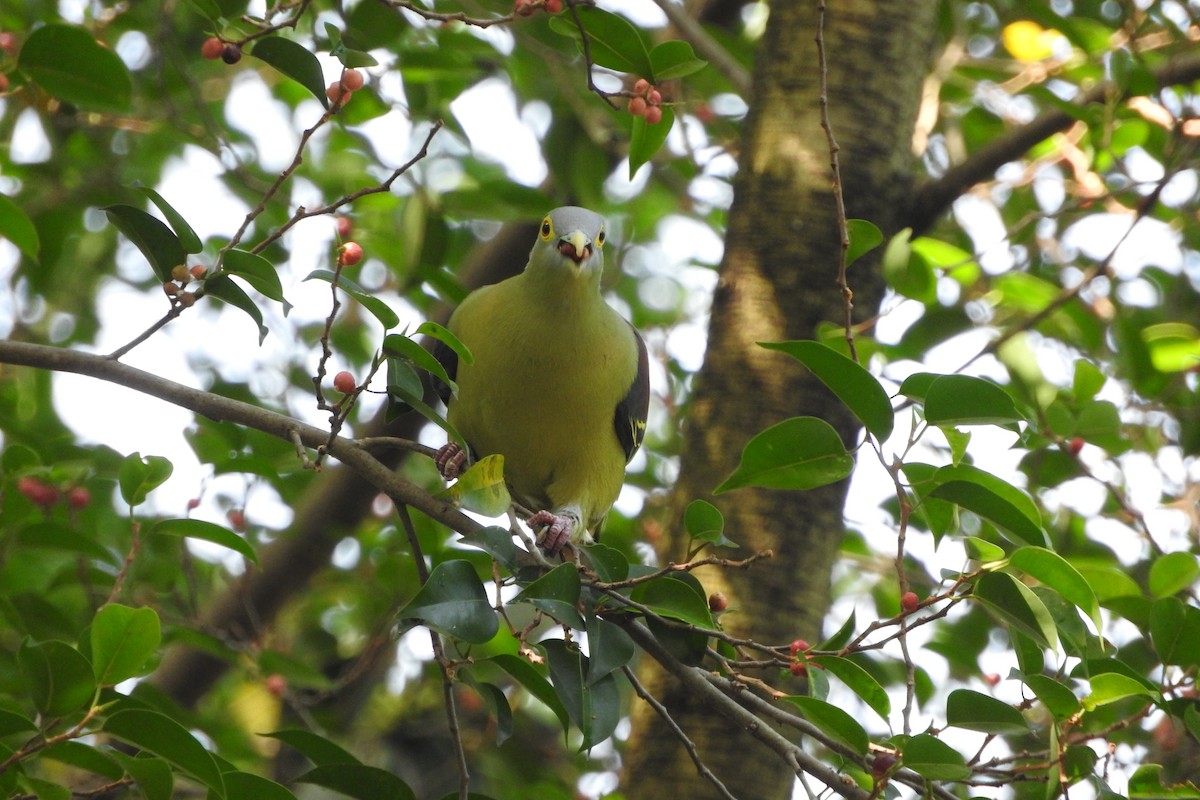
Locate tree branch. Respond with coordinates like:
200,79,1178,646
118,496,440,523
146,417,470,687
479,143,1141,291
905,51,1200,234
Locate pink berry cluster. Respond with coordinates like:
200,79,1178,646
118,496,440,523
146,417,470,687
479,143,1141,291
327,68,364,109
163,264,207,308
201,36,241,65
628,78,663,125
0,31,16,93
17,476,90,511
514,0,562,16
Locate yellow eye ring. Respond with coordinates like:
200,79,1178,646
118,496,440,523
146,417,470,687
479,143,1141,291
596,229,606,247
540,217,553,240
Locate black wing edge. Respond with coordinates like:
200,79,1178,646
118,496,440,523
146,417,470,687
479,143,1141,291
614,324,650,463
429,336,458,407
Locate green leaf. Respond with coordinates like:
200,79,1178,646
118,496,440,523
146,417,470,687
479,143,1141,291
151,518,259,564
386,375,465,447
930,464,1047,547
974,571,1058,648
41,741,124,780
512,563,584,630
1149,552,1200,599
648,40,707,81
542,639,621,749
946,688,1029,735
1149,597,1200,668
809,656,890,719
0,193,40,262
882,228,935,301
924,374,1026,426
91,603,161,685
296,764,415,800
782,696,869,755
1021,673,1081,720
396,560,499,644
19,640,96,716
549,8,653,77
137,188,202,254
585,616,635,686
110,752,173,800
252,36,329,107
204,274,270,344
630,575,714,628
223,772,299,800
818,610,856,651
17,521,118,564
224,250,291,313
629,106,674,178
417,321,473,365
383,333,456,395
897,372,940,403
760,341,894,440
305,269,400,329
845,219,884,267
18,24,132,112
103,709,225,794
440,455,511,517
1072,359,1106,401
963,536,1006,563
683,499,735,546
715,416,854,494
1082,672,1159,711
1128,764,1200,799
117,452,174,507
0,709,36,737
487,654,570,736
1010,546,1100,627
458,525,521,574
103,205,188,283
902,734,972,781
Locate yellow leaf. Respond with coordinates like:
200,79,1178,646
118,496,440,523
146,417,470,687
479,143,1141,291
1002,21,1062,62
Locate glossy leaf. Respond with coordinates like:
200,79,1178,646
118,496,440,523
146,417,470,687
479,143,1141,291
104,709,225,794
882,228,935,301
19,24,132,112
946,688,1029,735
151,518,259,564
110,753,173,800
683,499,735,546
585,616,635,686
809,656,890,719
629,106,674,178
91,603,162,685
715,416,854,494
0,193,40,262
137,187,202,254
512,562,584,629
488,654,570,736
1148,552,1200,599
417,320,473,365
396,560,499,644
1082,672,1159,711
0,709,36,737
458,525,521,574
41,741,124,780
224,249,291,313
296,764,415,800
783,696,869,755
1010,546,1100,626
440,454,511,517
930,464,1047,547
648,40,707,81
549,8,652,77
974,571,1058,648
542,639,621,750
103,205,188,282
204,274,270,344
1021,673,1081,720
631,575,714,628
902,734,972,781
19,639,96,716
924,374,1026,427
253,36,329,107
1128,765,1200,799
305,269,400,330
1149,597,1200,668
118,452,174,507
383,333,456,395
845,218,884,267
760,340,894,440
223,772,298,800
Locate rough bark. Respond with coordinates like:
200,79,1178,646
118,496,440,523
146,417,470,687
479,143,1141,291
623,2,938,798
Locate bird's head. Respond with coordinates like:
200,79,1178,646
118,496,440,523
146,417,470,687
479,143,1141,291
528,206,607,281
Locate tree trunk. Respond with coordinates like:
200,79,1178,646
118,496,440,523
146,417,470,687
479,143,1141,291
623,2,938,797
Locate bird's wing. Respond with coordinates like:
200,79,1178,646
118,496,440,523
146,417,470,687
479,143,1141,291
614,324,650,463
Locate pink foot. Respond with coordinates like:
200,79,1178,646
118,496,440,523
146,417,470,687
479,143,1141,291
435,442,468,480
529,510,574,554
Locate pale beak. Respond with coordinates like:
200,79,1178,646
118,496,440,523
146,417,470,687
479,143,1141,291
557,231,592,264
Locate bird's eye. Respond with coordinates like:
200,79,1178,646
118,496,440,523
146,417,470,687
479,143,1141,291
596,229,606,247
540,217,553,240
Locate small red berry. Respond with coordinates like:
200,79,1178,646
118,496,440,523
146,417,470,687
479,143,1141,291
789,639,809,656
983,672,1001,686
694,103,715,123
514,0,537,16
327,81,351,106
340,68,364,91
171,264,190,282
187,498,201,510
227,509,246,531
627,96,648,117
67,486,91,510
221,44,242,64
201,37,224,60
163,281,179,296
338,241,363,267
789,661,807,677
647,89,662,106
264,674,287,696
333,371,357,394
189,265,207,280
18,477,59,508
544,0,563,12
901,591,920,614
1068,437,1084,456
633,78,650,95
0,74,9,93
335,216,353,239
708,591,729,613
643,106,663,125
177,291,196,307
871,752,898,777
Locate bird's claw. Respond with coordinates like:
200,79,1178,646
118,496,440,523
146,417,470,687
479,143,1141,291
435,442,468,480
529,510,574,555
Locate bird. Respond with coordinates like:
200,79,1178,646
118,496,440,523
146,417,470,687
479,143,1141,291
432,206,649,554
